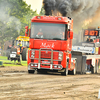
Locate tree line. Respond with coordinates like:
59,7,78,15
0,0,44,50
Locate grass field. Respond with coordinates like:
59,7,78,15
0,56,100,68
0,56,27,67
0,56,7,60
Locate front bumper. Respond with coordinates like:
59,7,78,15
28,63,63,70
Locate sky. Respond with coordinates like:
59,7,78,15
24,0,43,14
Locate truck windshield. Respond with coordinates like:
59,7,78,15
31,22,66,40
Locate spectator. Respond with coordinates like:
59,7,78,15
18,40,22,53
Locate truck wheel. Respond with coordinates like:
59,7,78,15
61,64,68,76
28,70,35,74
22,48,27,61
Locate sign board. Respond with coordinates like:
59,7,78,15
84,29,99,36
82,42,95,47
72,46,95,54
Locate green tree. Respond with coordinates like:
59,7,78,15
0,0,38,50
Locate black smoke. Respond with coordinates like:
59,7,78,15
43,0,56,15
43,0,100,25
43,0,100,17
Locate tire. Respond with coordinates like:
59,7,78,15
22,48,28,61
28,70,35,74
61,63,68,76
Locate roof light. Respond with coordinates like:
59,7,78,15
68,17,71,20
37,16,41,19
58,17,62,20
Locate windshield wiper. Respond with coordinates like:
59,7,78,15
34,37,43,39
53,38,61,40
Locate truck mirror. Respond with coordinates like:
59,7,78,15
70,31,73,39
25,26,28,29
25,26,29,36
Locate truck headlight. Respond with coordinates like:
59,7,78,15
31,64,34,67
35,64,38,67
59,57,62,60
31,55,34,58
58,65,61,68
31,50,35,58
59,53,62,57
58,52,63,60
54,65,57,68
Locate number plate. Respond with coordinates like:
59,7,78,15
10,54,16,58
42,61,50,64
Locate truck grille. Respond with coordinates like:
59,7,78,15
41,52,51,58
30,49,59,60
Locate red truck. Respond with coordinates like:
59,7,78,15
27,16,76,76
26,16,100,76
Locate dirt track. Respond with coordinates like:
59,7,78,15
0,66,100,100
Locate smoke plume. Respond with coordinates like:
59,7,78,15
43,0,100,29
0,1,21,35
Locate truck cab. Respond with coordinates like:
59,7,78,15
27,16,74,76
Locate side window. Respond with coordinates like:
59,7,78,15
31,26,34,38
